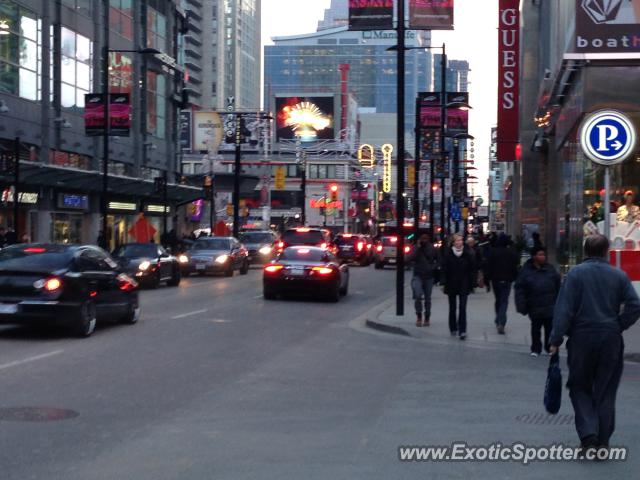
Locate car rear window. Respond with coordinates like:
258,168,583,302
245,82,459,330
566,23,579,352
0,246,73,271
280,248,327,261
113,244,157,258
382,237,398,246
282,230,324,245
193,238,230,250
335,236,360,246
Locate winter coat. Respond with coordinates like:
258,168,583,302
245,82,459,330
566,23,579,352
410,243,440,279
485,245,519,283
514,259,561,319
441,247,476,296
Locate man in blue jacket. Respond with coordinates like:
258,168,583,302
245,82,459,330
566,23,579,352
550,234,640,451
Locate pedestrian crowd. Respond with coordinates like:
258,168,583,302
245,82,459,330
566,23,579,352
409,231,640,455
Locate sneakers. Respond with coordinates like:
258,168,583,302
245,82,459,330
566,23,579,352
530,352,539,357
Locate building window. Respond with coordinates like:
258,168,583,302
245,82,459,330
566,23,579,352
0,3,41,101
109,52,132,93
60,27,93,109
61,0,91,17
147,7,166,53
109,0,133,41
147,71,165,139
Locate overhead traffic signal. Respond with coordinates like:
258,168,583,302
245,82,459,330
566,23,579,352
329,184,339,202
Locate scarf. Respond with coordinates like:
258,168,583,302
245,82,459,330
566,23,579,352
452,246,464,258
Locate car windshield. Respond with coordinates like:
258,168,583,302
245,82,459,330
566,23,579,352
240,232,273,244
281,230,324,245
335,236,359,246
280,248,327,262
0,245,73,271
113,244,158,258
193,238,230,250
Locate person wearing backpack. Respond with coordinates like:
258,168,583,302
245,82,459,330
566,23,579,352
409,234,440,327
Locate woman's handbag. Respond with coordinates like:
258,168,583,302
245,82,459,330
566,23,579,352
544,352,562,414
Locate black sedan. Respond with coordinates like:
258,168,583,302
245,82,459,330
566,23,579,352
263,246,349,302
0,244,140,337
112,243,181,288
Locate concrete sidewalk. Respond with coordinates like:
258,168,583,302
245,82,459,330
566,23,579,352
370,275,640,356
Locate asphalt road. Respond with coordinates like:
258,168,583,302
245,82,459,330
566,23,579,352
1,265,640,479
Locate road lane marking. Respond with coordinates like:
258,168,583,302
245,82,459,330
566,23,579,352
171,309,208,319
0,350,64,372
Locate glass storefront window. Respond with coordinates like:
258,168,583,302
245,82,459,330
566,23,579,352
53,27,92,109
52,213,83,244
147,71,165,139
147,7,166,53
109,52,132,93
109,0,133,41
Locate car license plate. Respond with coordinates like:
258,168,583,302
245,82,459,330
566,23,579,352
290,268,305,276
196,264,206,271
388,258,396,264
0,304,18,314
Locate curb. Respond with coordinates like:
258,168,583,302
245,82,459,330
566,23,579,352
365,319,412,337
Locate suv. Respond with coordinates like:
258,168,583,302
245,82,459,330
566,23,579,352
239,230,278,264
277,227,335,254
334,233,370,266
373,235,413,269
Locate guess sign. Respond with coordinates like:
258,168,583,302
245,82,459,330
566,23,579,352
496,0,520,162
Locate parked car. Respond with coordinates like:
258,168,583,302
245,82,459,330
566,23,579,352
276,227,336,254
183,237,249,277
334,233,371,266
373,235,413,269
112,243,181,288
263,246,349,302
0,244,140,337
239,230,278,265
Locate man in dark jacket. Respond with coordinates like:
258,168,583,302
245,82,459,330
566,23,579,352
514,246,560,356
409,234,439,327
485,233,520,334
550,234,640,451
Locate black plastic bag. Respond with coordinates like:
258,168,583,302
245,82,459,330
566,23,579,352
544,352,562,414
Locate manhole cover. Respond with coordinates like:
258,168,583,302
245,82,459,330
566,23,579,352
515,413,574,426
624,353,640,363
0,407,79,422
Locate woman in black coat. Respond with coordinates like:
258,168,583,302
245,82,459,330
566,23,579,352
441,234,477,340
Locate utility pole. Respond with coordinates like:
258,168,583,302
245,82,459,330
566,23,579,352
439,44,447,243
395,0,406,316
232,115,242,239
13,137,20,239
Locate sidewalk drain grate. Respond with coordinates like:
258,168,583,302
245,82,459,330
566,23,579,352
0,407,79,422
515,413,573,426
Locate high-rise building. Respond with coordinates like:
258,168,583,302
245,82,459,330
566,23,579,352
317,0,348,31
433,55,469,93
449,60,470,92
183,0,261,110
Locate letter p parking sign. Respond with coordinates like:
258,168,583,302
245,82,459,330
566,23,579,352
580,110,637,166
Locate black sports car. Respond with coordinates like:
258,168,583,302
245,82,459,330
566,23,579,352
112,243,181,288
263,246,349,302
0,244,140,337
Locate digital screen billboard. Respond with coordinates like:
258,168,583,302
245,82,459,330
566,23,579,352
275,96,335,142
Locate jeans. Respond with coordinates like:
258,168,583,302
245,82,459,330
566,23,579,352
530,316,552,354
411,276,434,318
492,280,512,327
448,294,468,335
567,331,624,446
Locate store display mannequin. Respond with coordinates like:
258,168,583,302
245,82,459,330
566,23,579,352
616,191,640,223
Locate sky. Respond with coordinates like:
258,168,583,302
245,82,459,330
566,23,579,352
261,0,498,200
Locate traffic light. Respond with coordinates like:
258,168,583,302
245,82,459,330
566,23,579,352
329,184,339,202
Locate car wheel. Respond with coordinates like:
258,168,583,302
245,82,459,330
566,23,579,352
74,301,97,338
152,270,161,288
121,297,140,325
240,259,249,275
374,261,383,270
224,263,234,277
167,267,181,286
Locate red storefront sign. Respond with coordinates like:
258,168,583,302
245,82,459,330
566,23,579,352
496,0,520,162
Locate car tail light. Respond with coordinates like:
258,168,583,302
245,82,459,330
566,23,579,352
297,248,310,254
296,227,310,232
366,243,372,250
24,247,47,254
277,241,285,251
390,237,398,243
357,241,364,252
342,234,352,238
376,245,383,252
404,246,411,254
264,264,284,274
320,242,327,249
117,273,138,292
312,266,333,275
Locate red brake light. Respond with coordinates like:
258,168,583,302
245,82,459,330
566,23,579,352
357,241,364,251
390,237,398,243
89,291,98,298
312,266,333,275
264,264,284,273
320,243,327,249
117,273,138,292
44,277,62,292
277,241,285,249
342,234,352,238
297,248,310,254
367,244,372,250
296,227,310,232
24,247,46,254
376,245,383,252
404,246,411,253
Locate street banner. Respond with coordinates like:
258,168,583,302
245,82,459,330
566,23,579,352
193,111,223,152
179,110,192,152
497,0,520,161
274,166,286,190
418,93,441,129
446,92,469,133
418,92,468,132
348,0,394,31
575,0,640,55
84,93,131,137
409,0,454,30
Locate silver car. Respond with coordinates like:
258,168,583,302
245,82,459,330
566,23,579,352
184,237,249,277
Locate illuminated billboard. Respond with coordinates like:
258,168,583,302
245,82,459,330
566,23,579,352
275,96,335,142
